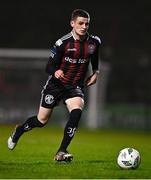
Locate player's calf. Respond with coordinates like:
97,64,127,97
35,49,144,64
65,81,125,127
7,116,45,150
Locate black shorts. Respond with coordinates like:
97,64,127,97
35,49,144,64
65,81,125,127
40,76,84,108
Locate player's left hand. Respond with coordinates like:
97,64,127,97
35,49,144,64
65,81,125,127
85,73,98,86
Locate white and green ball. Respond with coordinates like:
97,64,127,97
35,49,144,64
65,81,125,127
117,147,141,169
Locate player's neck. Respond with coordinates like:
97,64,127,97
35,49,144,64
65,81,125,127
71,30,86,41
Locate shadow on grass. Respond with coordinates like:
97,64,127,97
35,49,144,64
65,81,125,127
0,160,48,166
52,159,112,165
86,160,112,163
0,159,113,167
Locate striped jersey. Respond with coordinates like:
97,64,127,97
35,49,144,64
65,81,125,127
48,31,101,87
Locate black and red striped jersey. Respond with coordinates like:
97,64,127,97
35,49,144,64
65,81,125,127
46,31,101,87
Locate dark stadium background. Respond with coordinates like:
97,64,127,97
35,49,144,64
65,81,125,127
0,1,151,130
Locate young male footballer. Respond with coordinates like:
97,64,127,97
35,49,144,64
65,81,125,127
8,9,101,162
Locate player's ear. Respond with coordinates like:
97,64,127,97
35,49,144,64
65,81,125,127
70,20,74,28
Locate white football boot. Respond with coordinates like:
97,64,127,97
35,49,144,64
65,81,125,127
7,125,20,150
7,136,17,150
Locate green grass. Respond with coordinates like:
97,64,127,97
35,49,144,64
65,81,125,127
0,124,151,179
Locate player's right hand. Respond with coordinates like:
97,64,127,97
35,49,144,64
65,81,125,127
55,69,64,79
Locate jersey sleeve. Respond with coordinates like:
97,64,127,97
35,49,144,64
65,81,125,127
45,39,64,75
90,36,101,74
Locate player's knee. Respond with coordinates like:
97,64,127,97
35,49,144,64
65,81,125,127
66,97,84,112
76,98,84,109
37,114,49,125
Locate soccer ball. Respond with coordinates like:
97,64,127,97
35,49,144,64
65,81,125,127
117,147,141,169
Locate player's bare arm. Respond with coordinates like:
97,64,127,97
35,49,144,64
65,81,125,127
85,71,100,86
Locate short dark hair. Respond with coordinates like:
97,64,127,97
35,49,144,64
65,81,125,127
71,9,90,21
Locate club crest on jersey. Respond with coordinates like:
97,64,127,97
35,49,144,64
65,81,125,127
88,44,95,54
45,94,54,104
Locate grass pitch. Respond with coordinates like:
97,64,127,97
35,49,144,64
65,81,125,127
0,124,151,179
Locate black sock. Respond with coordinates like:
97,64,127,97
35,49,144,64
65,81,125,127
58,109,82,152
12,116,45,142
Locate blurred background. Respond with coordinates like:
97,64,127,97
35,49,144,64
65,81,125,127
0,0,151,131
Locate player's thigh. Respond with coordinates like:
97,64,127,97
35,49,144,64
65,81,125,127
65,97,84,112
37,106,53,123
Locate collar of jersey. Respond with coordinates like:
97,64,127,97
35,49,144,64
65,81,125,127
71,31,89,41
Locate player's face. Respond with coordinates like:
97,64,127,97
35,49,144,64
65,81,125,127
71,17,90,38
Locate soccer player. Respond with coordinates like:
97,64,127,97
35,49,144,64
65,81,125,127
8,9,101,162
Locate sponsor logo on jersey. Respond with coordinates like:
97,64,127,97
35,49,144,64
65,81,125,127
45,94,54,104
64,57,88,64
67,48,77,51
